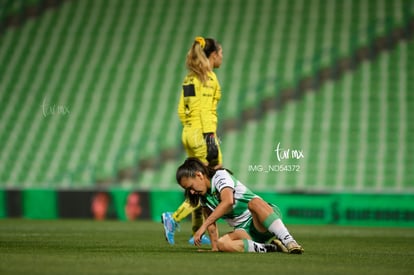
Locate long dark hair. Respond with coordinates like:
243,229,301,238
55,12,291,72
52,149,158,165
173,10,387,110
176,157,231,207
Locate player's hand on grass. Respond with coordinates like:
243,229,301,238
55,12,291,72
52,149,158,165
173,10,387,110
193,225,207,246
193,231,203,246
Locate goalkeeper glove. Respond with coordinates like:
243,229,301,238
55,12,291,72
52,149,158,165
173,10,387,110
203,132,219,166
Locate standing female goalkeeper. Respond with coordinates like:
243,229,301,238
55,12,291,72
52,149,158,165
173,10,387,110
161,36,223,245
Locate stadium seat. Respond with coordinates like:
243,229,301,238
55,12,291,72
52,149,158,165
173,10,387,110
0,0,412,192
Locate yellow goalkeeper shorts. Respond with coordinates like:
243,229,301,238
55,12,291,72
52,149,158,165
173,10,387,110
181,127,222,165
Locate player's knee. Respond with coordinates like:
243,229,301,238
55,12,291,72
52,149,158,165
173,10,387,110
248,197,265,212
217,237,226,251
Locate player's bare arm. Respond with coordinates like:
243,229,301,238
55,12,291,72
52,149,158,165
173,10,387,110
193,187,233,246
202,207,219,251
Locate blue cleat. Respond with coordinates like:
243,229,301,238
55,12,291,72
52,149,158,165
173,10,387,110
188,234,211,245
161,212,178,245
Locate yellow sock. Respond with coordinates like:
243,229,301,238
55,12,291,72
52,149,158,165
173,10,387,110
172,200,196,223
191,207,204,234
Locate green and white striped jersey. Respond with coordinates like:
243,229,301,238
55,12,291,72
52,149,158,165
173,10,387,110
201,169,260,227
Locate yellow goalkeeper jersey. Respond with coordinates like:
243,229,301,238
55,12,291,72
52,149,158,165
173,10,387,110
177,71,221,133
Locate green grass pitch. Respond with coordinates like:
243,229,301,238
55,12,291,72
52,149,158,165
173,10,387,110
0,219,413,275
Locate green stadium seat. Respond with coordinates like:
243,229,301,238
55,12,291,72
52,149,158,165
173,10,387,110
0,0,412,192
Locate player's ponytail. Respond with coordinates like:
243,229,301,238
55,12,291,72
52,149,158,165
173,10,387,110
186,37,220,83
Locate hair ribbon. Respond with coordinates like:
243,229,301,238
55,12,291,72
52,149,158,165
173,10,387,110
194,36,206,49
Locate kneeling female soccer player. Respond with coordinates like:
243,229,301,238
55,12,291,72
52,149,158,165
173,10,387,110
176,157,304,253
